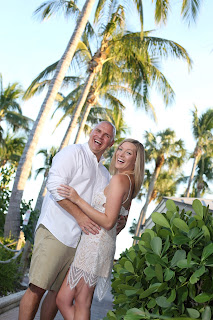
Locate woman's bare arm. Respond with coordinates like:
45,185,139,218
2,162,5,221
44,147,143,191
57,175,128,230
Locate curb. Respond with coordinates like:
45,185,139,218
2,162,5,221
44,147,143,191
0,290,26,315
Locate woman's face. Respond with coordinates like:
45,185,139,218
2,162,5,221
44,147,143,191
115,142,137,173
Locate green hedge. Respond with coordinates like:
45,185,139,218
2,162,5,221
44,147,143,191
0,238,21,296
106,199,212,320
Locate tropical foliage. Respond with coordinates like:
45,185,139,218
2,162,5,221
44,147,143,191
185,107,213,197
0,74,32,140
134,129,186,239
107,199,212,320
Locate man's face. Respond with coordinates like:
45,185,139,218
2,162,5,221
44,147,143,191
88,122,114,160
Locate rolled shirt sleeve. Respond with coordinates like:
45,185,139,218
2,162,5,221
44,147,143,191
46,146,78,202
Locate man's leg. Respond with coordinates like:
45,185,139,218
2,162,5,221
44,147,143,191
40,290,58,320
18,284,45,320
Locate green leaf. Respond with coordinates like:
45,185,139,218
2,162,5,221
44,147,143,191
193,265,206,277
173,235,190,245
139,285,159,299
194,293,211,303
124,261,134,273
192,199,203,218
144,229,156,239
151,212,171,229
155,264,163,282
146,253,166,266
202,225,210,240
177,259,196,269
167,289,176,302
164,268,174,281
201,243,213,261
147,298,156,308
173,218,189,233
125,289,138,296
187,308,200,318
166,199,177,213
106,310,117,319
171,250,186,267
114,294,128,304
150,237,162,255
126,250,136,262
144,266,156,280
156,296,171,308
202,306,211,320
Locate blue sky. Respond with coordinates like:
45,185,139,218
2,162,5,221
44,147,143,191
1,0,213,257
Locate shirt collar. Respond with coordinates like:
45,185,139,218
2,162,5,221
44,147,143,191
84,142,105,164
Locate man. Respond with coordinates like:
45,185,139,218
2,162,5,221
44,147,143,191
19,121,126,320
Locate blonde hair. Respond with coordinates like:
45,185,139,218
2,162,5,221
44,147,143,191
109,138,145,198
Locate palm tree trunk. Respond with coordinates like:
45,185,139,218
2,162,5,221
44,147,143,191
59,72,95,150
4,0,96,238
134,162,163,244
74,103,92,144
184,155,199,197
34,178,47,213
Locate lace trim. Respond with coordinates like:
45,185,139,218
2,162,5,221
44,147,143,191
67,265,110,301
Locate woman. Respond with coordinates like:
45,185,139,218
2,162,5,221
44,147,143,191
56,139,145,320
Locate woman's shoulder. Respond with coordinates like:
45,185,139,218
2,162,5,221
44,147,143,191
110,173,130,186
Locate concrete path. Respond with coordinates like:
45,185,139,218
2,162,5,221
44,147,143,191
0,285,114,320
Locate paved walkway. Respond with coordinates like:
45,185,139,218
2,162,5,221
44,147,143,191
0,286,114,320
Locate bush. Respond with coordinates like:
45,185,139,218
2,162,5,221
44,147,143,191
0,238,21,296
106,199,212,320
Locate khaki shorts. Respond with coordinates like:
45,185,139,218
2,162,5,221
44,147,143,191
29,225,76,292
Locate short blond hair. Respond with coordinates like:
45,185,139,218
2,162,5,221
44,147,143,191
109,138,145,198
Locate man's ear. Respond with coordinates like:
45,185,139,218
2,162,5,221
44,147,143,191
110,140,114,147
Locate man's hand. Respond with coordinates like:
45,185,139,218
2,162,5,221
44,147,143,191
76,214,101,235
116,215,128,235
58,198,101,235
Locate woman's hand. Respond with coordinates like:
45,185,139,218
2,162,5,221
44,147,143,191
57,184,80,204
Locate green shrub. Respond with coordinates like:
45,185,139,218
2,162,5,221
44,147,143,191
107,199,212,320
0,238,21,296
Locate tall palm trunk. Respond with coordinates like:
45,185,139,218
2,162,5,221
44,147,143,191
34,177,47,214
4,0,96,238
59,72,95,150
184,144,202,197
74,103,92,144
59,44,107,150
134,156,164,244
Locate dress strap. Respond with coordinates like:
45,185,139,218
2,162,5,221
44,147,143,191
122,174,132,205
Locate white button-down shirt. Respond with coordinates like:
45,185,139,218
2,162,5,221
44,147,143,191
36,143,111,247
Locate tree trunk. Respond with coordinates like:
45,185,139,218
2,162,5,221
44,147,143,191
184,145,202,197
134,158,164,244
74,103,92,144
34,177,47,213
4,0,96,238
59,72,95,150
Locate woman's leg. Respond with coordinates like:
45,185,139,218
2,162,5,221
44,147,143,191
56,272,76,320
74,277,95,320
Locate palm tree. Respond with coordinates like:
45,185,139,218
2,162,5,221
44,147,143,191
184,107,213,197
0,132,26,168
0,74,32,140
190,151,213,198
4,0,97,238
151,0,203,26
34,146,58,215
134,129,186,241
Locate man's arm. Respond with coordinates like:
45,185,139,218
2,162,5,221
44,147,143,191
116,215,128,235
58,199,100,235
46,146,100,234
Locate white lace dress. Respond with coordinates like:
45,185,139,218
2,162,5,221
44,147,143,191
67,191,129,301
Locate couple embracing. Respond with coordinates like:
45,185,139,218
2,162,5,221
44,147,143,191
19,121,145,320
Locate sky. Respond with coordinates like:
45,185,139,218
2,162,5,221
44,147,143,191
0,0,213,258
